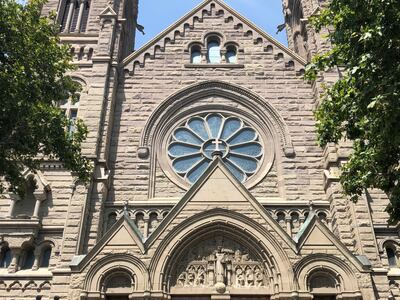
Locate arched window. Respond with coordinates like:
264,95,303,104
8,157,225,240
59,0,90,33
0,246,12,268
190,46,202,64
207,39,221,63
225,45,237,63
149,212,159,234
104,271,134,294
40,247,52,268
387,246,397,267
308,270,337,299
107,212,118,230
21,247,35,270
60,90,80,133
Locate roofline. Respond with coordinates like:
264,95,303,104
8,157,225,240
122,0,306,66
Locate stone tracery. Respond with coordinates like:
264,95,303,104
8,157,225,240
172,236,269,291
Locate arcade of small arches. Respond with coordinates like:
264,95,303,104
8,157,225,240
103,208,171,239
102,206,331,240
0,240,54,273
188,33,239,64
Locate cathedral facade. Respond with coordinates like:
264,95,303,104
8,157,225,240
1,0,400,299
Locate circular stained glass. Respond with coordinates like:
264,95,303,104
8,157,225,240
168,113,264,184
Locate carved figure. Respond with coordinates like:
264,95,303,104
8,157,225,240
173,236,267,290
236,268,245,287
246,268,254,286
177,272,186,287
255,268,264,287
215,248,226,283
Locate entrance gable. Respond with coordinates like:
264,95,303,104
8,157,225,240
146,157,296,252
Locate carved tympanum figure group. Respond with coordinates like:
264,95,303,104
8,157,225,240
174,236,268,289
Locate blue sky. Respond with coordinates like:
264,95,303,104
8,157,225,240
135,0,287,49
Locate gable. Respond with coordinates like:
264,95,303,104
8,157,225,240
72,214,144,271
145,157,297,253
190,167,249,203
122,0,305,71
296,214,367,271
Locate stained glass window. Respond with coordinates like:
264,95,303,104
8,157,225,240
226,46,237,63
207,41,221,63
168,113,263,184
191,46,202,64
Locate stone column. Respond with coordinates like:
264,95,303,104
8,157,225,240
8,248,21,273
32,192,47,219
64,0,75,33
201,49,207,63
220,49,227,63
75,0,85,32
143,217,149,239
32,249,41,270
285,216,292,237
7,198,18,218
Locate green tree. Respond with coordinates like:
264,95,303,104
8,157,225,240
0,0,92,196
305,0,400,222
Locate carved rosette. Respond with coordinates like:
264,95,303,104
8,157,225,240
172,236,268,290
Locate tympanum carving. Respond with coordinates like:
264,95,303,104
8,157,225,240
172,236,269,291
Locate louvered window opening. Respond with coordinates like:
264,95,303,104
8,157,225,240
60,0,90,33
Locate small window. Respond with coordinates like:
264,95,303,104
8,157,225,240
207,40,221,63
190,46,202,64
225,46,237,63
107,212,118,230
22,247,35,270
60,88,81,133
0,246,12,268
387,247,397,267
40,247,52,268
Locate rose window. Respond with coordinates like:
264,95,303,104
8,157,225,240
168,113,264,184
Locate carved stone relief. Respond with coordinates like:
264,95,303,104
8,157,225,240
172,236,268,292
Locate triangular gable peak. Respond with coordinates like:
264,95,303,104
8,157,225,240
99,5,117,18
122,0,306,71
71,212,144,271
295,213,369,272
145,157,297,252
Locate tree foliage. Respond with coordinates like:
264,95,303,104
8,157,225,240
305,0,400,222
0,0,92,196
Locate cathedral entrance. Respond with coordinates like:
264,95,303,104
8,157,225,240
171,297,210,300
313,296,336,300
105,297,129,300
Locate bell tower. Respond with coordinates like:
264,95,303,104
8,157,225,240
282,0,324,61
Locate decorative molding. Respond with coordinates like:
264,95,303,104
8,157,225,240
140,80,293,193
